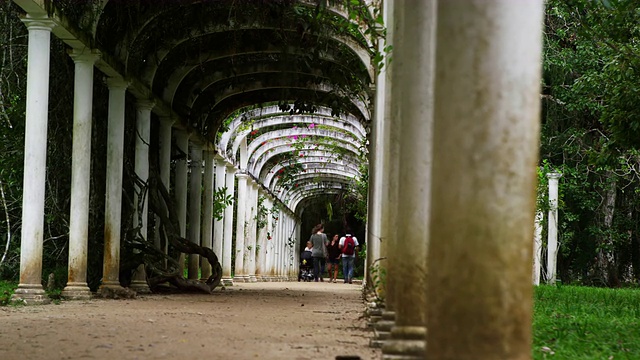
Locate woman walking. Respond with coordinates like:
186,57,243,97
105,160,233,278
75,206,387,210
326,234,341,283
309,224,328,282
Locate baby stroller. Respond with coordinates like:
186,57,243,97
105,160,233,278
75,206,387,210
298,251,314,282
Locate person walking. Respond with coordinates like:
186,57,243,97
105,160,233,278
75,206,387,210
326,234,341,283
339,227,359,284
309,224,328,282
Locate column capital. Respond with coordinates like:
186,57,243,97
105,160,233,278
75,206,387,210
190,142,203,152
21,16,56,31
69,48,100,65
136,99,156,111
105,76,130,90
237,173,250,179
175,128,192,140
159,116,176,127
546,172,562,180
226,163,238,172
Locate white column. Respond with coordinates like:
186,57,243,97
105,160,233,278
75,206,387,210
213,157,226,273
246,181,258,282
222,165,236,285
128,99,154,294
200,149,215,280
382,0,434,357
547,172,562,285
284,215,292,281
188,143,203,280
156,116,174,265
276,210,284,281
234,172,249,282
62,48,100,300
256,192,270,281
426,0,544,358
174,130,190,274
100,76,130,291
533,211,543,285
12,17,56,305
265,198,275,281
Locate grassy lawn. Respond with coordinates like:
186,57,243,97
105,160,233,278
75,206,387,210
534,285,640,359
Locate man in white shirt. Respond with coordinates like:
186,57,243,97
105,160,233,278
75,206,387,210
338,227,359,284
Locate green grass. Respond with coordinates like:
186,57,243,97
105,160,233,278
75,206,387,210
534,285,640,359
0,280,17,306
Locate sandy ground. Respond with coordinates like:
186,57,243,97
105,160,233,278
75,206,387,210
0,281,380,360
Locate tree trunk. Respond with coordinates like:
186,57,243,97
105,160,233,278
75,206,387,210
595,174,618,287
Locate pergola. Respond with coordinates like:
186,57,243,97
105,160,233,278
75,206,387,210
10,0,545,358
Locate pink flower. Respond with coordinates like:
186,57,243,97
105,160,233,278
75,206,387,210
308,123,315,129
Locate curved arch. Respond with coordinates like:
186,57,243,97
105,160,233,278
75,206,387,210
201,86,371,137
218,107,366,154
271,171,357,194
246,127,362,161
263,157,362,190
190,78,369,128
135,23,372,87
249,142,362,176
98,0,373,69
286,184,352,209
293,191,345,217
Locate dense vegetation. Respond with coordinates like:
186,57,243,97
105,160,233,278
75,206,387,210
541,0,640,287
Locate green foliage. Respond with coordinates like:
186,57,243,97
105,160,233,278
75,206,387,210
345,162,368,223
0,280,17,306
255,196,269,230
533,285,640,358
213,186,234,221
540,0,640,286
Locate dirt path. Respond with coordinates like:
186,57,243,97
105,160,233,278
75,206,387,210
0,281,380,360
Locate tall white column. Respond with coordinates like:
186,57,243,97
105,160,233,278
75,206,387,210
156,116,174,265
276,210,284,281
264,198,275,281
234,172,249,282
245,181,258,282
222,165,236,285
547,172,562,285
188,143,203,280
200,149,215,280
12,17,56,305
426,1,544,358
213,157,226,275
284,215,292,281
174,130,190,274
382,0,434,357
62,48,100,300
100,76,130,291
533,211,543,285
256,192,270,281
128,100,154,294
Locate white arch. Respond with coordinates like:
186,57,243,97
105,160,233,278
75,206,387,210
223,112,366,157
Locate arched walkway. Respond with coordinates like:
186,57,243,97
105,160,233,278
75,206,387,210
6,0,546,358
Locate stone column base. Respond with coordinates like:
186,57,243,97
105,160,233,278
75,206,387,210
370,311,395,348
61,283,93,300
233,276,246,283
249,275,257,282
382,326,426,360
221,277,234,286
11,285,50,305
129,280,152,294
